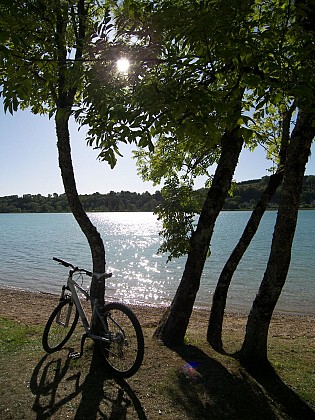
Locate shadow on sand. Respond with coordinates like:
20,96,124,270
168,344,315,420
30,348,146,419
29,342,314,419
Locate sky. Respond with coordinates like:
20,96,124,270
1,108,314,197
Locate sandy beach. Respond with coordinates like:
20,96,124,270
0,286,314,419
1,286,314,340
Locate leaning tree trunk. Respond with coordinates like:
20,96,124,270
55,112,106,304
207,103,295,350
53,2,106,305
154,125,244,346
207,171,283,350
239,108,315,370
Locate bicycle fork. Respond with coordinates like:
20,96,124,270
56,286,73,327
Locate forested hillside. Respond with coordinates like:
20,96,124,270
1,176,314,213
223,175,315,210
0,190,162,213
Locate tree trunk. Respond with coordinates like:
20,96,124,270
207,103,295,350
154,125,244,346
207,171,283,350
55,112,106,304
239,108,315,370
53,1,106,305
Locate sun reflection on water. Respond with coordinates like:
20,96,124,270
1,211,314,314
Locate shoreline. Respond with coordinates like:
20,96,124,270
1,286,314,342
0,283,314,318
1,208,315,214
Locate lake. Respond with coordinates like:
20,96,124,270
0,211,314,315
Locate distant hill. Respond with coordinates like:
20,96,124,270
0,175,314,213
222,175,315,210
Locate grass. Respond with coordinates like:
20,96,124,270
0,317,42,353
0,313,314,419
269,338,315,405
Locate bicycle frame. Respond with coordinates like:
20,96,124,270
60,271,112,344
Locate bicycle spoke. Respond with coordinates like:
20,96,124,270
99,303,144,378
42,299,79,353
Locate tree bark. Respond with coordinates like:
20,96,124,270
154,124,244,346
239,108,315,370
207,103,295,350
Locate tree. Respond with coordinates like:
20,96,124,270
238,0,315,369
239,108,315,369
154,102,245,345
207,102,296,350
0,0,118,304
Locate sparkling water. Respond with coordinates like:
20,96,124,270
0,211,314,315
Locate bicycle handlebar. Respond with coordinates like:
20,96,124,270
53,257,74,268
53,257,112,279
53,257,92,277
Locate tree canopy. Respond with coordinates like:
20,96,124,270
74,0,314,261
0,0,124,300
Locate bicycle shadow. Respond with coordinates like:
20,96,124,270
30,348,147,419
167,344,315,420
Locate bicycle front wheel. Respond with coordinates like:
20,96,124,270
42,298,79,353
99,302,144,378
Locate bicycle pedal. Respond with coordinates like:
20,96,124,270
68,351,81,360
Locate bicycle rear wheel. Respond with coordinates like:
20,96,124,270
42,298,79,353
98,302,144,378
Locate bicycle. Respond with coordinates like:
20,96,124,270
42,257,144,378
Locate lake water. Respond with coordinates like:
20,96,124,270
0,211,314,315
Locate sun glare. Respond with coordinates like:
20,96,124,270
116,58,130,73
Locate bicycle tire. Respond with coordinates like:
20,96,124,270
98,302,144,378
42,298,79,353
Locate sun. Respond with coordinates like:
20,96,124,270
116,58,130,73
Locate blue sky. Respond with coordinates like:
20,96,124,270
1,108,314,197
